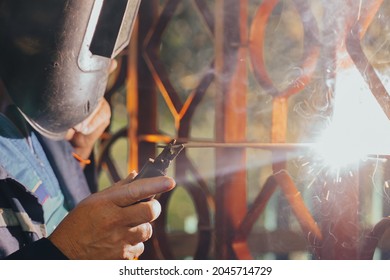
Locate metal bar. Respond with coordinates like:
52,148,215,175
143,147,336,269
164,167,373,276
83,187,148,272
102,158,121,183
235,176,278,241
271,97,288,144
194,0,215,36
232,175,278,259
274,171,322,244
125,0,390,260
248,0,320,98
127,17,139,172
360,217,390,259
183,142,314,150
143,0,183,117
346,0,390,120
178,63,215,137
316,167,360,259
135,0,160,260
215,0,248,260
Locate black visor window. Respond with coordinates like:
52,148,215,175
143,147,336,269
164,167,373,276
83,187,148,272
90,0,139,58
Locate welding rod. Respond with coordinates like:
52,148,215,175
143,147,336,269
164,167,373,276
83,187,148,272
162,142,316,151
177,143,390,159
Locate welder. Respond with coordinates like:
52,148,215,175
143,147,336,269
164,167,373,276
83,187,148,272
0,0,176,259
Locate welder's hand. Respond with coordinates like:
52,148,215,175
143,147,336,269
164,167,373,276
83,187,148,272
48,175,176,260
66,98,111,165
65,59,117,166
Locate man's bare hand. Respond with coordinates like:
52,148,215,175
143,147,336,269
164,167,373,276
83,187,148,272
66,98,111,164
65,59,117,165
48,175,176,260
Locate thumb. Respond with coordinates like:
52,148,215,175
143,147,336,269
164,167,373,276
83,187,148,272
108,176,175,207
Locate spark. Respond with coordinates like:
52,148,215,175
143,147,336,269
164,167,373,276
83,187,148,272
306,177,316,189
296,66,390,203
314,195,322,203
328,228,338,242
357,0,362,21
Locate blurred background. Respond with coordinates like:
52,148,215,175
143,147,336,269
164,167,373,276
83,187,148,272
96,0,390,260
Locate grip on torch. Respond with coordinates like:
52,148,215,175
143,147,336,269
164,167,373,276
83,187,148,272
131,140,183,261
133,139,184,180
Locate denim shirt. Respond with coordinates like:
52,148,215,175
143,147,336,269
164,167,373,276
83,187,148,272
0,110,92,258
0,113,69,236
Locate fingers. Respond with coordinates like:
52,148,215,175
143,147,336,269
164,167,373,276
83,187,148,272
121,223,152,260
74,98,111,135
108,171,137,191
49,175,175,260
87,98,111,135
119,223,152,259
119,199,162,227
109,59,118,74
126,223,153,245
109,176,175,207
71,59,115,136
64,128,76,140
123,242,144,260
117,170,137,185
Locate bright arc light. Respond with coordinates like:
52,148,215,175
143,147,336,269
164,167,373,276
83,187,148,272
315,125,365,169
315,66,390,169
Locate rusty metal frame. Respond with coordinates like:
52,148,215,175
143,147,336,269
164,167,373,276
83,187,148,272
96,0,390,260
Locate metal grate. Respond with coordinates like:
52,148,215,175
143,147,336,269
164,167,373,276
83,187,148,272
97,0,390,260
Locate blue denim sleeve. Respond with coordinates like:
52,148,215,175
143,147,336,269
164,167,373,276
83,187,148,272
5,238,68,260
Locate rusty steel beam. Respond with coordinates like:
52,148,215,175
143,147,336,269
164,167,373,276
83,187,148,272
143,0,183,120
133,0,160,260
233,176,278,258
127,16,139,172
215,0,248,260
249,0,320,98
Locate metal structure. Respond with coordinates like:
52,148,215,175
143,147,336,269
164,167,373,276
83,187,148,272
97,0,390,259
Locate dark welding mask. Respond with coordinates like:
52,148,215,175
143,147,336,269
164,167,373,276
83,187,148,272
0,0,140,139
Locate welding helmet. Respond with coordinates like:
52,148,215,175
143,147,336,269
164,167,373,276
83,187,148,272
0,0,140,139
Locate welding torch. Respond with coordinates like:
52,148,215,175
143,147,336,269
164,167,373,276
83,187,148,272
129,140,183,260
133,139,184,180
132,139,184,202
132,139,312,184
